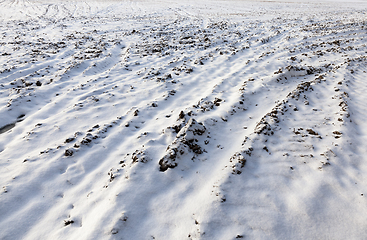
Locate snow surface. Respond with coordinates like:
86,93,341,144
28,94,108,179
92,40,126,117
1,0,367,239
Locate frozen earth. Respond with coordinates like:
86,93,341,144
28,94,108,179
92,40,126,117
1,0,367,239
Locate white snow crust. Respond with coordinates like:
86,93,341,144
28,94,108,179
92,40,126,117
1,0,367,239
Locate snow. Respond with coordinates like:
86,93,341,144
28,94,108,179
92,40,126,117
1,0,367,239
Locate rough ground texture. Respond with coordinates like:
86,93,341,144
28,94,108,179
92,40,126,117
1,0,367,239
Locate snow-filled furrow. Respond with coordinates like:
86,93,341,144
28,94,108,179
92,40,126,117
2,0,367,239
206,61,367,239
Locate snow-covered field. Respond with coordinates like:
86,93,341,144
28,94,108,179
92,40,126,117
1,0,367,239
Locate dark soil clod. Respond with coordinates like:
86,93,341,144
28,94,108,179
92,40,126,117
64,220,74,226
64,149,74,156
